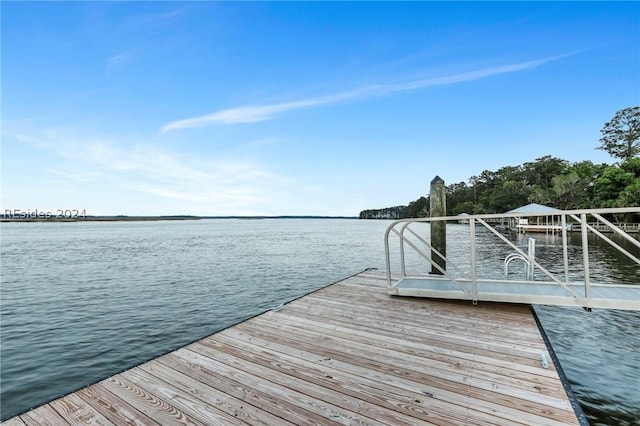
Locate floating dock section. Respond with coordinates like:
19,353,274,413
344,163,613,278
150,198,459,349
385,207,640,312
3,270,582,425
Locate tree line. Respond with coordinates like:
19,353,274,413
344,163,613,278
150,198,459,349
360,106,640,220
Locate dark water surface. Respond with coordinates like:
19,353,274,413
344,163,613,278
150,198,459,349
1,219,638,424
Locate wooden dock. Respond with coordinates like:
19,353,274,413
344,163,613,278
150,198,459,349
3,269,582,425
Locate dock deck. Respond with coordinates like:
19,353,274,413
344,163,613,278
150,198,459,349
3,270,581,425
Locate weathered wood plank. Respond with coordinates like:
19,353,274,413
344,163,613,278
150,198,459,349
347,269,390,283
122,367,246,426
219,327,575,426
202,336,444,424
233,319,577,424
19,404,69,425
253,310,558,381
204,332,524,426
290,302,544,358
240,309,563,394
302,286,539,331
287,296,551,359
244,313,558,402
158,350,335,426
76,383,159,426
315,281,537,327
171,347,385,426
138,359,295,426
49,393,114,425
99,375,204,425
266,308,559,391
293,288,548,349
188,340,428,426
0,417,27,426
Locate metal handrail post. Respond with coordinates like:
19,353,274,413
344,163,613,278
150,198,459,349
384,225,391,287
469,218,477,297
580,213,591,300
399,222,412,277
527,237,536,280
383,222,395,287
561,214,569,283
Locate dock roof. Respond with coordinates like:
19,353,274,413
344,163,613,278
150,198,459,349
507,203,562,214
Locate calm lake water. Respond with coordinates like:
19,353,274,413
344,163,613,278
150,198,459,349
1,219,639,424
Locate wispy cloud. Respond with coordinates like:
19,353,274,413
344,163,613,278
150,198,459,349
161,54,571,133
107,49,137,70
5,124,373,216
5,126,283,214
124,6,190,28
45,168,105,183
162,86,379,131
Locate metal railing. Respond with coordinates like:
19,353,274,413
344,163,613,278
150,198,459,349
384,207,640,304
575,222,640,233
504,237,535,280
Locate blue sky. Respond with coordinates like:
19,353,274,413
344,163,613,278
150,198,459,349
2,2,639,216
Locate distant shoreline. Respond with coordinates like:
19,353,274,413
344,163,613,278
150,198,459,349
0,215,359,223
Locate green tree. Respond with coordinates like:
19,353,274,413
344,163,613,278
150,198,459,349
620,157,640,177
597,106,640,161
567,160,608,204
452,201,474,216
522,156,569,189
568,160,607,181
552,173,588,209
446,182,473,215
468,175,480,207
528,186,553,206
593,166,636,207
494,180,530,211
471,170,500,213
405,196,429,218
618,180,640,207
